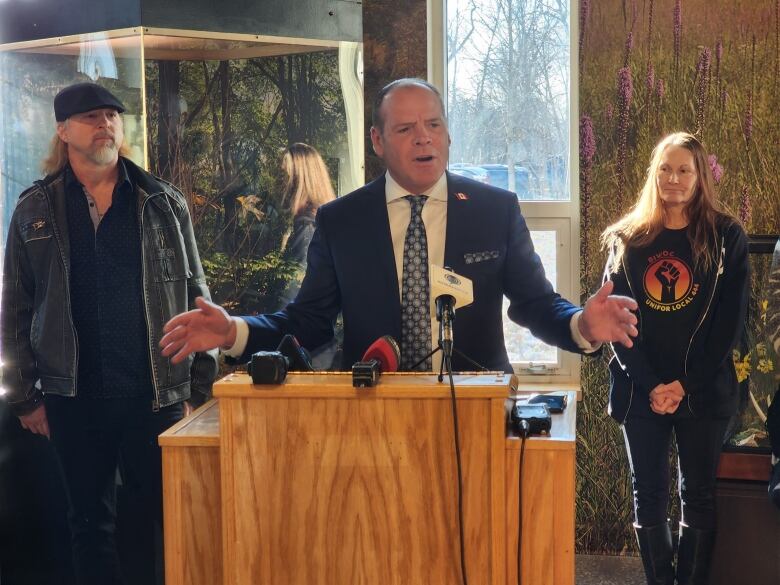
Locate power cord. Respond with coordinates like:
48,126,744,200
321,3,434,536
517,420,530,585
445,353,469,585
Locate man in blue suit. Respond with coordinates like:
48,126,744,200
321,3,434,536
160,79,638,370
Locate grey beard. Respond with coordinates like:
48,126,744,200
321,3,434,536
88,143,119,165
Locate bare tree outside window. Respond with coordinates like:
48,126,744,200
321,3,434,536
447,0,570,201
447,0,572,371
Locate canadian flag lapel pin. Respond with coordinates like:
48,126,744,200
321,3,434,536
455,192,469,201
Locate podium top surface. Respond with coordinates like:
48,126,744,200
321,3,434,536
159,399,219,447
213,371,515,399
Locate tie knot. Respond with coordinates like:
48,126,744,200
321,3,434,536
404,195,428,217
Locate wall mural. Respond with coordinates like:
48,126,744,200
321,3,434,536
145,53,347,316
578,0,780,553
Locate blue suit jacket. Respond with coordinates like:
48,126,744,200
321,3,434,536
241,172,582,372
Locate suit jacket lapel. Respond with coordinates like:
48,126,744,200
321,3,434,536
444,172,469,273
362,176,402,314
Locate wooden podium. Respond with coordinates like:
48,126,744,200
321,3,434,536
160,373,576,585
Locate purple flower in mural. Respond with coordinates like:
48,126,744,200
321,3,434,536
580,116,596,164
605,103,614,121
646,62,655,93
647,0,655,49
580,115,596,277
708,155,723,184
579,0,591,69
673,0,682,72
618,67,634,108
617,67,634,202
743,108,753,146
695,47,712,136
656,78,665,101
624,32,634,67
739,185,751,226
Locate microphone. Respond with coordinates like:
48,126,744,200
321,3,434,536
248,334,313,385
429,266,474,358
277,334,314,372
352,335,400,387
362,335,400,372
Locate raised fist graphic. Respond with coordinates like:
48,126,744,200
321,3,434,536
654,260,680,303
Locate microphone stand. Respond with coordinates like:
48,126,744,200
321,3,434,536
409,295,487,382
409,296,478,585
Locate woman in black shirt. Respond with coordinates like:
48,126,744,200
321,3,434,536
601,132,749,585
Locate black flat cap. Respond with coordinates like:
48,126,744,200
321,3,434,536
54,82,126,122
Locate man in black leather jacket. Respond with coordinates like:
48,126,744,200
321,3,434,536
0,82,217,585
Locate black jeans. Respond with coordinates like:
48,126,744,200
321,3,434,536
622,414,730,529
45,395,184,585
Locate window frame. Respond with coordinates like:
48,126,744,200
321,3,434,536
429,0,582,383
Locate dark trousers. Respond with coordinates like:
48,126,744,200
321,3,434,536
45,395,184,585
768,385,780,459
622,414,730,529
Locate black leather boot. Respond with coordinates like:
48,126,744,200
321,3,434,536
634,522,675,585
769,459,780,510
676,523,716,585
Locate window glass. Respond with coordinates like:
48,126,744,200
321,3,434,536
503,229,558,365
446,0,570,202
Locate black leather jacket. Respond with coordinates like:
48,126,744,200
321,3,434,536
1,158,218,415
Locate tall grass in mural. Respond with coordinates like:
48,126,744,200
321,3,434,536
579,0,780,554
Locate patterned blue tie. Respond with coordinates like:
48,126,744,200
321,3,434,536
400,195,432,371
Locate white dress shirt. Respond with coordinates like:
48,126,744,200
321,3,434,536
227,171,597,364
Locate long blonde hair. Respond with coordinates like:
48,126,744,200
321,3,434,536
280,143,336,217
41,125,130,176
601,132,735,272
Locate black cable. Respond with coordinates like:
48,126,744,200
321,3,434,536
517,420,530,585
446,353,469,585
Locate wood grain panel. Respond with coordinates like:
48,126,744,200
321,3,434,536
162,446,222,585
505,393,576,585
221,393,502,585
716,451,772,481
505,447,576,585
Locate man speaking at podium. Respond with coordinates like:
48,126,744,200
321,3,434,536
161,78,639,371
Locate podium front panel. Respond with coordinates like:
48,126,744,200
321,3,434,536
217,373,509,585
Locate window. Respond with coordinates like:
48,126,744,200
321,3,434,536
432,0,580,381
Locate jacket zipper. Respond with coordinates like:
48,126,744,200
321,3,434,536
44,183,80,396
617,249,639,424
139,193,162,412
683,235,725,417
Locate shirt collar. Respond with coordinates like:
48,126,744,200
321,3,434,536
64,158,132,196
385,171,448,204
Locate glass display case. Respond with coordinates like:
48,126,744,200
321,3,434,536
725,235,780,453
0,28,364,318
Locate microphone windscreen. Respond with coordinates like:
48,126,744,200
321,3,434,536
362,335,400,373
430,265,473,310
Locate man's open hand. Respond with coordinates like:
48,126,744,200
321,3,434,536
578,280,639,348
160,297,236,364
